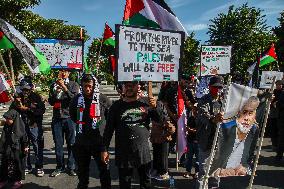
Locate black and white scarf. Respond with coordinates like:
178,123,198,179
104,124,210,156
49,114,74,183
77,75,100,133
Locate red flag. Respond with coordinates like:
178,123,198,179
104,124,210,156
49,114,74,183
109,55,116,76
0,91,10,103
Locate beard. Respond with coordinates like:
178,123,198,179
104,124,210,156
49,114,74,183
236,121,252,134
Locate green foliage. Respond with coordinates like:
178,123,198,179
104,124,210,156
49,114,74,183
207,3,276,74
86,38,115,84
273,11,284,69
181,32,200,75
0,0,90,86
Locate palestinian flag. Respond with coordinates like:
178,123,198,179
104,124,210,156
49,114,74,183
0,18,51,74
103,23,115,47
0,31,14,49
259,44,277,67
123,0,188,35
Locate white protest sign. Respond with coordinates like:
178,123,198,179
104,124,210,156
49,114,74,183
260,71,283,89
35,39,83,69
201,46,231,76
116,25,184,81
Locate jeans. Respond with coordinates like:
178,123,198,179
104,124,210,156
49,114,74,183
152,142,169,175
196,149,219,189
72,143,111,189
119,163,151,189
26,126,44,169
51,118,76,170
186,141,199,173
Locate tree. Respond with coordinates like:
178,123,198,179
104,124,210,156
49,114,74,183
273,11,284,69
207,3,276,75
0,0,90,81
181,32,200,76
86,38,115,83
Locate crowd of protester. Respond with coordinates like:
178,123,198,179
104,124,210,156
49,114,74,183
0,70,283,189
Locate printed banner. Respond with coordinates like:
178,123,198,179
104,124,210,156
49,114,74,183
209,83,259,178
259,71,283,89
116,25,185,81
34,39,83,69
200,46,231,76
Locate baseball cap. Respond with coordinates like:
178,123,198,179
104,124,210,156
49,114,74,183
19,80,32,90
209,76,224,88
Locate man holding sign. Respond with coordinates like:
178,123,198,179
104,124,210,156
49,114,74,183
102,81,161,189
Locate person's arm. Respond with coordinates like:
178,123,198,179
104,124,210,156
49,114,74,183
48,83,57,106
69,96,78,123
102,103,117,152
29,94,45,116
60,82,80,100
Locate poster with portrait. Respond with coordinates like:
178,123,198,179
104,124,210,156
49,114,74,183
209,83,259,178
259,71,283,89
34,39,83,69
200,45,231,76
115,25,185,82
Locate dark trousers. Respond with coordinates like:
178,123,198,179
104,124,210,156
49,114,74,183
277,117,284,157
152,142,169,175
51,118,75,170
26,126,44,169
186,141,199,173
72,144,111,189
269,118,278,149
119,163,151,189
0,150,25,182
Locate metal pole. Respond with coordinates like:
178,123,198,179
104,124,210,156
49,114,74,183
248,76,276,189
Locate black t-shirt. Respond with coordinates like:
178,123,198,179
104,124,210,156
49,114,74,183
103,98,160,167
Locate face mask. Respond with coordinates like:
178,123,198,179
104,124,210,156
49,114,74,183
236,120,251,134
210,86,220,96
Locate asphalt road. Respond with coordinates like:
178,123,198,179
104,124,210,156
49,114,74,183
12,132,283,189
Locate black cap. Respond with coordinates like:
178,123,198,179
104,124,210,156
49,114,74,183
19,80,32,90
209,76,224,88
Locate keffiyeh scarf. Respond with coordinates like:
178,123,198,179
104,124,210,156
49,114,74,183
77,75,100,133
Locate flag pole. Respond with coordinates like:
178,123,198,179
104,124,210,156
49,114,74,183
8,50,15,86
255,50,261,88
176,82,180,171
202,75,231,189
0,52,16,93
248,76,276,189
94,23,106,77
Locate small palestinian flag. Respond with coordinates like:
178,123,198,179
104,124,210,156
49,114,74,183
133,75,142,81
259,43,277,67
103,23,115,47
163,75,170,80
123,0,188,35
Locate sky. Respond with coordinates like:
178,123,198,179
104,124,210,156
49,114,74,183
31,0,284,48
